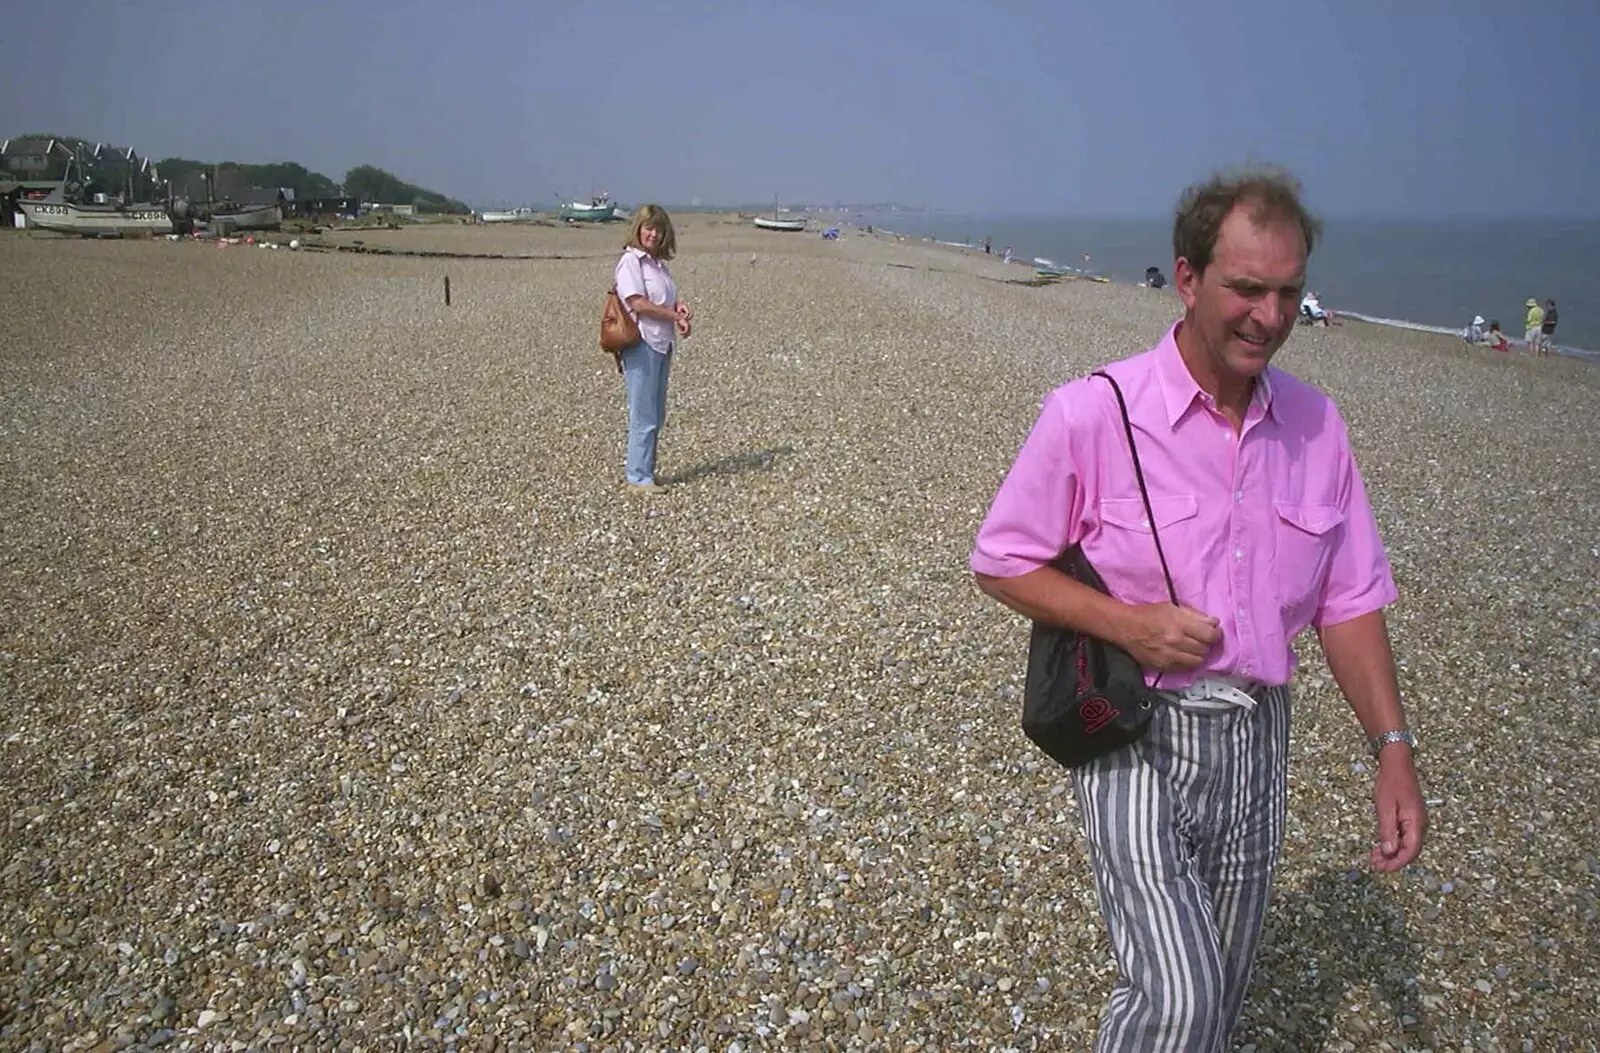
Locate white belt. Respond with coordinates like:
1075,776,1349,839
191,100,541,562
1169,674,1264,712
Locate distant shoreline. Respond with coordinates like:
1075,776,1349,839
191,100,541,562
850,217,1599,364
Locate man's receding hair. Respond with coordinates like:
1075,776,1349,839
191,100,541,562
1173,165,1322,276
626,204,677,260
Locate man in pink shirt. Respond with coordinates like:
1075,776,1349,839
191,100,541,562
970,167,1426,1051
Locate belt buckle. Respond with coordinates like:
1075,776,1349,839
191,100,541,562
1185,676,1260,711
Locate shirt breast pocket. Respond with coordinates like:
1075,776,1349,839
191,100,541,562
1095,495,1198,602
1273,502,1344,621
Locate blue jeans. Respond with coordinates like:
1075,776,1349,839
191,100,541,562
620,341,671,484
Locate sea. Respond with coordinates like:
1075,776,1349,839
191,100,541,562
851,212,1600,361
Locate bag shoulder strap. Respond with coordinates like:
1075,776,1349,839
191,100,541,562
1090,370,1179,606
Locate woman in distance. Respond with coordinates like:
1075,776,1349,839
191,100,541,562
614,204,691,491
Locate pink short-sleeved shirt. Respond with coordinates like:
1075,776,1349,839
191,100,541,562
615,247,678,355
970,322,1398,689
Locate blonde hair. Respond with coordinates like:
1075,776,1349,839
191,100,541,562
626,204,677,260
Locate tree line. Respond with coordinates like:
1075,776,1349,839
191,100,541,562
156,158,470,214
7,133,472,213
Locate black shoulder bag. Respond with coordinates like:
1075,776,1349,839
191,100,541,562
1020,370,1180,769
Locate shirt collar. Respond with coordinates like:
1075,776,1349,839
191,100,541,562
1155,321,1278,427
625,245,656,265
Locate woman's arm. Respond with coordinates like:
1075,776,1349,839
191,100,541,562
626,295,681,323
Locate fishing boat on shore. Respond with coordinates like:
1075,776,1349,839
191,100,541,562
203,202,282,234
17,199,173,236
179,168,285,234
752,215,806,232
559,193,621,222
16,140,174,236
753,195,806,232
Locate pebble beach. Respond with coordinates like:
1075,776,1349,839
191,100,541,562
1,216,1597,1052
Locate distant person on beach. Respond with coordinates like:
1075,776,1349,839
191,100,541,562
613,204,692,491
1299,289,1332,325
1524,298,1545,354
1539,299,1558,356
1462,315,1486,343
984,236,992,255
1485,320,1511,352
1144,266,1168,289
1002,247,1013,264
970,165,1424,1051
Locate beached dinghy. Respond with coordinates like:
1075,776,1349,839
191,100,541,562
753,215,806,232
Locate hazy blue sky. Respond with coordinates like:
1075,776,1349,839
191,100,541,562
5,0,1594,216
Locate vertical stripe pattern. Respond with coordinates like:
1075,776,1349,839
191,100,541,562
1071,685,1292,1053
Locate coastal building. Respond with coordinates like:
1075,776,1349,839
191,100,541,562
169,168,293,209
0,137,69,227
73,144,163,204
286,196,359,221
3,137,69,174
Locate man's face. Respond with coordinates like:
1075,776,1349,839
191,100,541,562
1175,205,1308,381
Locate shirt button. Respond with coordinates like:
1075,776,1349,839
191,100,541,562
1234,490,1244,503
1237,605,1247,616
1234,549,1244,560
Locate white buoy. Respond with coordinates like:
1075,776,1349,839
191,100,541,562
289,239,301,250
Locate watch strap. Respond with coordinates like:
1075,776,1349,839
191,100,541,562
1369,728,1416,757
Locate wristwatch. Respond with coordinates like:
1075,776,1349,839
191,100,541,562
1368,728,1417,759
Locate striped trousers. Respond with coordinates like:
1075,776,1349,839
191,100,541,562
1071,685,1292,1053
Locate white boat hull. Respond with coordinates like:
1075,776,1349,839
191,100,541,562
753,216,806,232
18,200,173,237
481,208,537,223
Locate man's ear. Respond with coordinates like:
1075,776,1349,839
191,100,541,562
1174,257,1200,311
